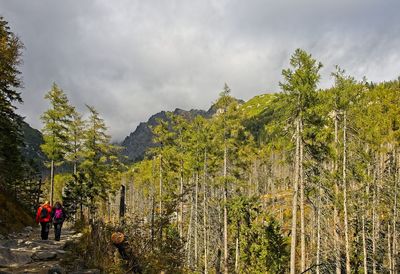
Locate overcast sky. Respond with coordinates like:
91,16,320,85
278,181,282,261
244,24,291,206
1,0,400,141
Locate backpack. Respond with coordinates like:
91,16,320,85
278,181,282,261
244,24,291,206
54,208,63,220
40,207,48,219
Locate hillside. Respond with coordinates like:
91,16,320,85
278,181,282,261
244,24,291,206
21,121,46,171
121,107,214,162
0,122,44,235
240,93,276,117
120,95,274,162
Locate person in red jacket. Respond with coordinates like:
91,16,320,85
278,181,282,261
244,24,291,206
35,201,52,240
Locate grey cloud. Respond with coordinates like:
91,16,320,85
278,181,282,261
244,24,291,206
1,0,399,140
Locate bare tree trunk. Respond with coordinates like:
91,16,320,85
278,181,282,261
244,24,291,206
362,215,368,274
223,144,229,274
235,229,239,273
180,164,184,238
50,159,54,206
203,149,208,274
119,184,126,220
300,119,306,272
388,223,393,274
333,112,341,274
186,194,194,267
132,178,136,214
372,175,377,274
290,118,300,274
159,155,162,215
151,194,155,251
342,111,351,274
392,150,398,273
195,172,199,268
254,160,259,196
372,153,383,274
316,181,321,274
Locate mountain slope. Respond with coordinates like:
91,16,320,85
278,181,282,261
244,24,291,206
120,95,275,162
240,93,276,117
121,108,212,162
21,121,46,170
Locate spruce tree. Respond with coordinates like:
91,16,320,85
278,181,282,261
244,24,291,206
279,49,322,274
0,17,24,187
79,105,114,217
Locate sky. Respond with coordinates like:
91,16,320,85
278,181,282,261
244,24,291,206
1,0,400,141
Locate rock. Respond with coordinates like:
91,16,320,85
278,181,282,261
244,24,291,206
0,247,32,267
32,251,57,261
47,265,66,274
17,239,24,245
24,226,33,232
32,246,43,251
70,269,101,274
0,234,5,240
1,240,17,248
56,249,67,254
73,233,83,238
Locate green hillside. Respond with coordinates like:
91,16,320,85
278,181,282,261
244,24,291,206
240,93,276,117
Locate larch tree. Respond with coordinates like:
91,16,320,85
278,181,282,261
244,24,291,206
66,108,85,175
41,83,73,205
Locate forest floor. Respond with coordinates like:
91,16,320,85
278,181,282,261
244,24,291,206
0,225,99,274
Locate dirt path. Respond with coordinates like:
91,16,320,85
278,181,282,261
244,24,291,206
0,226,99,274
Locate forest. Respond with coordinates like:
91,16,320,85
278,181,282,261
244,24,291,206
1,15,400,273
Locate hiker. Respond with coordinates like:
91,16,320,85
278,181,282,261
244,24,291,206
35,201,52,240
51,201,67,241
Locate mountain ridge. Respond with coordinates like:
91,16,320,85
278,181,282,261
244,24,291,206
120,106,215,162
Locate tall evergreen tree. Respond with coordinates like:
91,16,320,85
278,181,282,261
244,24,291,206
41,83,73,205
79,105,117,217
66,108,85,175
0,17,24,187
279,49,322,274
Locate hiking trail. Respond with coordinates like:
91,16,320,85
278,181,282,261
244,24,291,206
0,226,99,274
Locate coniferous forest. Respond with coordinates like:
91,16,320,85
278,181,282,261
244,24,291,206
1,13,400,274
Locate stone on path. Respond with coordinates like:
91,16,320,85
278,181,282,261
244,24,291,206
0,247,32,268
32,251,58,261
70,269,101,274
23,226,33,232
0,227,99,273
47,264,66,274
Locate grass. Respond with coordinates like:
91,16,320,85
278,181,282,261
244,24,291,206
240,93,276,117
